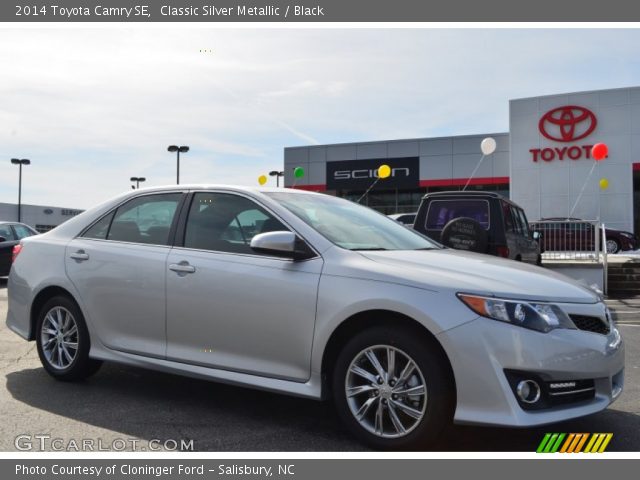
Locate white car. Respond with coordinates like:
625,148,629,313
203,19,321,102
6,186,624,449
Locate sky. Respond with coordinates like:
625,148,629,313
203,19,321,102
1,27,640,208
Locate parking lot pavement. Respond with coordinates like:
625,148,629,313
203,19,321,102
0,277,638,452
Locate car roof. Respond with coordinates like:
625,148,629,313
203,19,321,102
421,190,517,205
126,184,322,195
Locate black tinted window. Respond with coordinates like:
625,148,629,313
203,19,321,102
512,208,529,237
13,224,36,239
425,199,489,230
0,224,15,241
83,212,115,240
184,193,289,255
503,203,515,232
107,194,181,245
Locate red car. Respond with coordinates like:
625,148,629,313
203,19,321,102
530,218,638,254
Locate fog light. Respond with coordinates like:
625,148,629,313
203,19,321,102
516,380,541,404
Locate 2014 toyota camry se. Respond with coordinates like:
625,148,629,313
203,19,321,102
6,186,624,449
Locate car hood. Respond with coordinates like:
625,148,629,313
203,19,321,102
354,249,599,304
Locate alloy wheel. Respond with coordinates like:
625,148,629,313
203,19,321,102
606,240,619,254
40,306,79,370
345,345,427,438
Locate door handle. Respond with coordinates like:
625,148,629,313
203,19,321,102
169,262,196,274
70,250,89,261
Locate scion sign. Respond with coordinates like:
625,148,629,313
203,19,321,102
326,157,419,190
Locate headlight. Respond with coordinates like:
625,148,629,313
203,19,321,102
620,232,634,239
457,293,576,333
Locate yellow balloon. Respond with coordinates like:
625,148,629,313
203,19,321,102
258,175,268,186
378,164,391,179
599,178,609,190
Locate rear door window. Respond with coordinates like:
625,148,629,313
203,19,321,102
83,212,115,240
81,194,182,245
512,207,530,237
12,224,36,239
108,194,182,245
503,203,515,232
425,199,490,230
0,224,15,241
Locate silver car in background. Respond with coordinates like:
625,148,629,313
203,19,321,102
6,186,624,449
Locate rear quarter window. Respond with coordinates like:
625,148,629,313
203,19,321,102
424,199,490,230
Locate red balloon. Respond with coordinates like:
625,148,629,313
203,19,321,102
591,143,608,161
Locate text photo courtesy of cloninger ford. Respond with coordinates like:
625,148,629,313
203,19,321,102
0,25,639,455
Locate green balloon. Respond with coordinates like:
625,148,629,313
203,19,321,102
293,167,305,178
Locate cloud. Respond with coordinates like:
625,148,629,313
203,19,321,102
1,28,640,208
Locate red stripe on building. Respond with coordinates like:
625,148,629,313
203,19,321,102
291,184,327,192
633,163,640,171
419,176,510,187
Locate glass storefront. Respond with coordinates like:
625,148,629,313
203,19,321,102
332,184,510,215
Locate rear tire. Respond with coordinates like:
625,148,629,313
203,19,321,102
606,239,620,254
35,295,102,381
332,326,454,450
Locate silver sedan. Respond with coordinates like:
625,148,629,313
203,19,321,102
6,186,624,449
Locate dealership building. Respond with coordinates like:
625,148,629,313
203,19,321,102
0,202,83,232
284,86,640,234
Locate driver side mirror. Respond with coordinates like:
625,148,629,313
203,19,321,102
250,231,315,261
0,236,6,243
532,230,542,241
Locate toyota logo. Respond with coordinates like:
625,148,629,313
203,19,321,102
539,106,597,142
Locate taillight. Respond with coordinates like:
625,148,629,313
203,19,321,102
12,244,23,263
496,245,510,258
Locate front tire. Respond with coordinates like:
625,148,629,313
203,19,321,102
36,295,102,381
332,326,454,450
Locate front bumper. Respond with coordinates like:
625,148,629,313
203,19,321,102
437,301,624,427
619,236,638,251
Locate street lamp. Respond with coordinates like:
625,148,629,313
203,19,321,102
130,176,146,189
10,158,30,223
167,145,189,184
269,170,284,187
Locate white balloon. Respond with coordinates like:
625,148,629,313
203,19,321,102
480,137,497,156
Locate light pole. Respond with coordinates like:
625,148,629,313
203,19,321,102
130,176,146,189
10,158,30,223
269,170,284,187
167,145,189,184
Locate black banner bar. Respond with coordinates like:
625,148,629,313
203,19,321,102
4,459,640,480
3,0,640,22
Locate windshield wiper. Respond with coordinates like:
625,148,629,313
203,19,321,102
351,247,388,251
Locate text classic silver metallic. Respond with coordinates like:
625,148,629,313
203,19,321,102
6,186,624,449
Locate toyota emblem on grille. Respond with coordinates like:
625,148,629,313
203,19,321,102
539,106,597,142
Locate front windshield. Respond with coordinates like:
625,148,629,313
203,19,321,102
266,192,440,251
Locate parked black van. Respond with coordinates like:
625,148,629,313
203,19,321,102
413,191,541,264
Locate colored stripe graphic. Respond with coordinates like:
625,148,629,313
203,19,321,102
550,433,566,452
598,434,614,453
536,433,566,453
584,433,599,453
539,433,613,453
559,433,575,453
536,433,552,453
574,433,589,453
